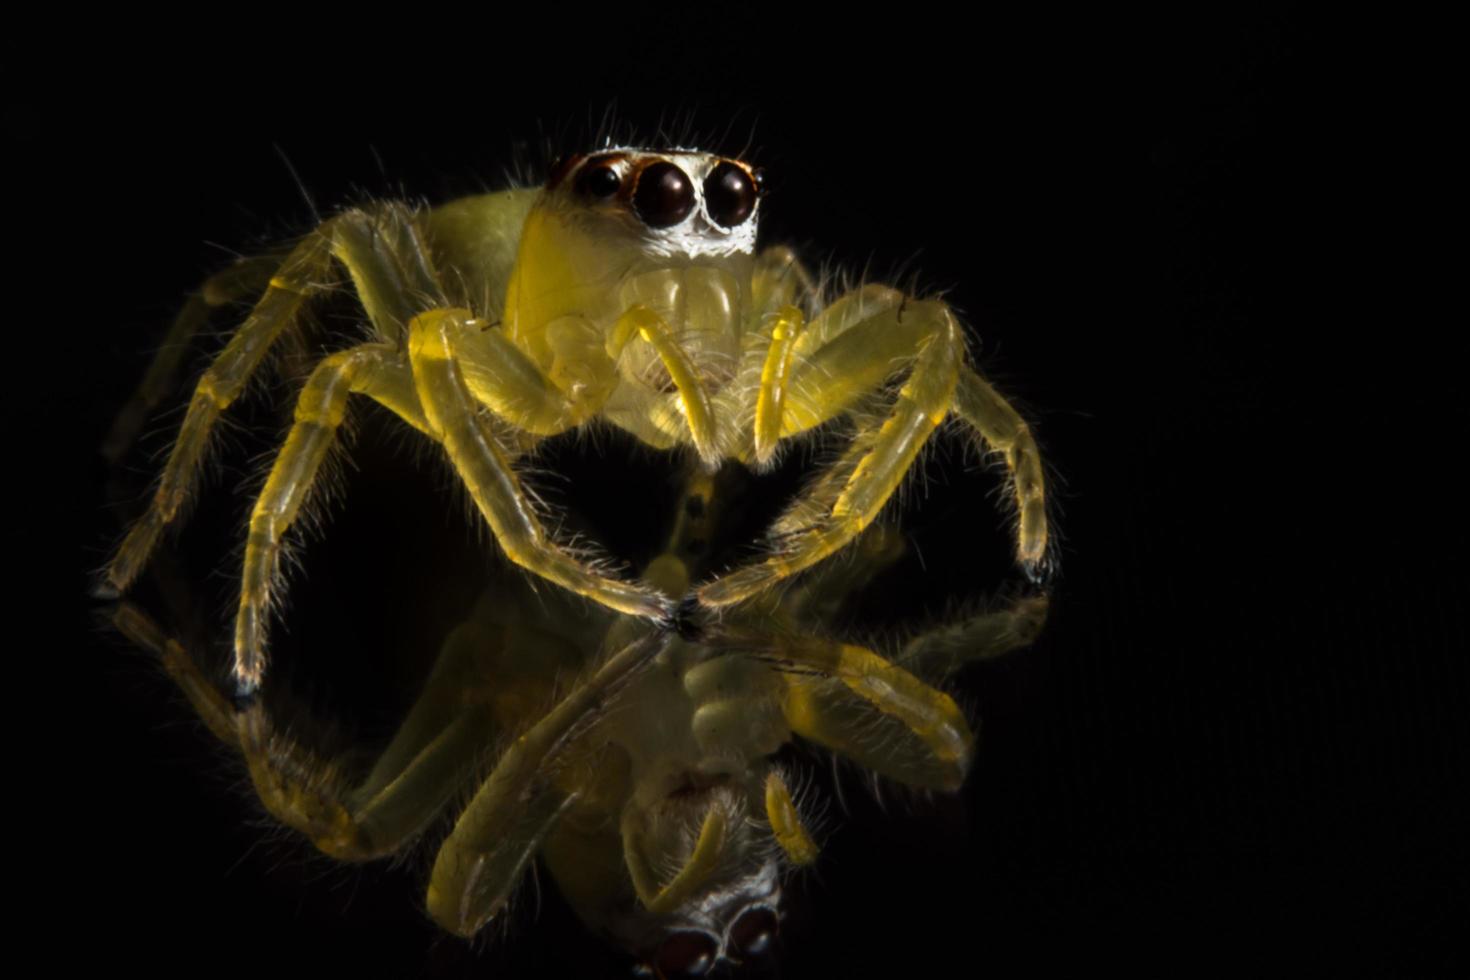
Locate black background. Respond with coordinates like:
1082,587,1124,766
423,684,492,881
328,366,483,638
13,9,1465,977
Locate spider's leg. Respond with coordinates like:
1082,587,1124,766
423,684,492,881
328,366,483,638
750,244,821,318
233,345,427,692
100,236,338,596
953,364,1050,579
103,202,447,599
699,298,961,607
102,254,284,464
111,599,499,861
407,308,673,623
327,202,446,344
719,629,973,792
764,769,819,866
894,593,1050,682
734,284,909,463
776,523,908,625
427,631,670,937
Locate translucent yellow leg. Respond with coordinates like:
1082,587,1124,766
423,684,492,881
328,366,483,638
112,599,498,861
328,202,448,343
750,244,821,318
101,254,282,464
103,204,450,600
233,345,428,692
789,284,907,370
775,523,908,625
954,364,1050,576
428,631,670,936
408,308,673,623
236,703,492,861
100,234,337,597
764,770,818,866
608,305,718,464
699,301,961,607
111,602,239,746
897,593,1050,681
730,630,972,791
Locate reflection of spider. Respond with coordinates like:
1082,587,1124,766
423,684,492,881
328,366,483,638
116,463,1048,976
99,147,1048,697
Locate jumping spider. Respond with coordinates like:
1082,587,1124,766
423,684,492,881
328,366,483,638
102,146,1052,974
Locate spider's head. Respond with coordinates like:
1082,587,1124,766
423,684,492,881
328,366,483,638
609,773,787,978
505,149,767,400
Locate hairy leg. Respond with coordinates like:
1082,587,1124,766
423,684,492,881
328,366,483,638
102,254,284,463
112,600,497,861
895,593,1050,681
720,628,973,792
699,299,962,607
953,365,1050,578
427,631,670,936
408,308,672,622
100,234,338,596
233,345,427,692
104,203,451,599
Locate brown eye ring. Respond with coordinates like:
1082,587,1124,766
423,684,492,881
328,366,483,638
633,161,695,228
575,156,623,200
703,161,757,228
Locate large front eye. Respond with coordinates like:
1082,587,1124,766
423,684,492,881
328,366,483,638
727,906,779,959
634,161,695,228
652,931,718,978
703,162,757,228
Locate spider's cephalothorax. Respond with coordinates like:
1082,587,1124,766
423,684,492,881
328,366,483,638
493,149,765,463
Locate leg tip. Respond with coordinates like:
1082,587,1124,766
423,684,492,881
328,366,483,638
90,577,122,601
659,593,707,641
1022,554,1056,592
231,681,259,712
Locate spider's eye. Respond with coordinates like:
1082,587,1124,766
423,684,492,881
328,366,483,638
652,931,718,978
634,161,695,228
727,906,779,959
704,162,757,228
575,161,622,200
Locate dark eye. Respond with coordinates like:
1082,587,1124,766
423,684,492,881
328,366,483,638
653,931,718,978
634,161,695,228
703,162,757,228
727,906,780,959
575,160,622,200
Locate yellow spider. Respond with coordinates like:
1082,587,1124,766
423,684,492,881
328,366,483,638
114,466,1048,975
99,147,1049,701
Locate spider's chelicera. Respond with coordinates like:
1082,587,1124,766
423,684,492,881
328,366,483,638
102,147,1052,972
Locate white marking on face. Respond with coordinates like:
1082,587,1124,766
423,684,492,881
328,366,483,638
560,149,761,259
